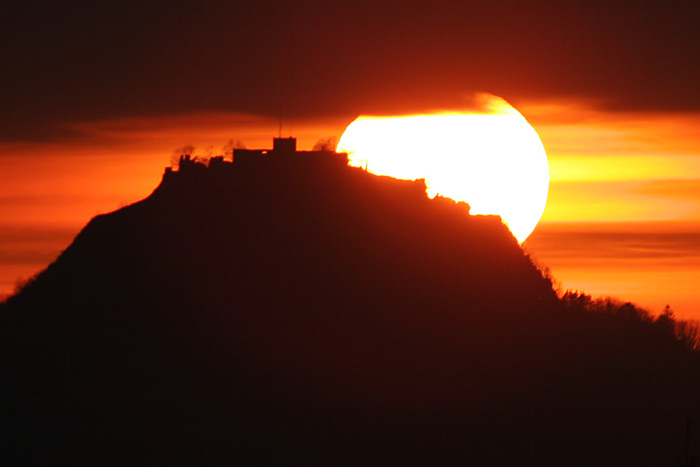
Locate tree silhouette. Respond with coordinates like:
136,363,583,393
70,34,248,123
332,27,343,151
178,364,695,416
222,139,246,161
312,137,337,151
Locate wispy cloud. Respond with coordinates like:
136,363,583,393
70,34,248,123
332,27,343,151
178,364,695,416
636,179,700,201
0,224,77,295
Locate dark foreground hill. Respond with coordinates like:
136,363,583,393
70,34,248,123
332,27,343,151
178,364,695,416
2,151,700,465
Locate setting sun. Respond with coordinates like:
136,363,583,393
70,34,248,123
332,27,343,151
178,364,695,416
336,95,549,242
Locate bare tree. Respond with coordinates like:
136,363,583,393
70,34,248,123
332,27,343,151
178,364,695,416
313,137,338,152
676,320,700,351
222,139,246,161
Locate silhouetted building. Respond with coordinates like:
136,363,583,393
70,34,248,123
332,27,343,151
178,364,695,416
168,137,348,175
178,154,207,174
231,137,347,165
272,137,296,153
208,156,228,171
232,149,265,164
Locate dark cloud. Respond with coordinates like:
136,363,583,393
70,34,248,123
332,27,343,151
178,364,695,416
0,224,77,243
0,224,75,264
526,221,700,263
3,0,699,141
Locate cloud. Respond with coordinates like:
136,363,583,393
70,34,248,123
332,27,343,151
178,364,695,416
4,0,700,142
542,180,697,223
0,224,76,295
636,179,700,201
526,221,700,266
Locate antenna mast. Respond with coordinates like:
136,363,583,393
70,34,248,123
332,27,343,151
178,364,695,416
278,108,282,138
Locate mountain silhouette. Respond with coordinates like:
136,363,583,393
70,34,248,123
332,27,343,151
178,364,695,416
2,146,699,465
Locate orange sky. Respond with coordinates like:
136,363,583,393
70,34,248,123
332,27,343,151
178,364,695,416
2,102,700,320
521,102,700,317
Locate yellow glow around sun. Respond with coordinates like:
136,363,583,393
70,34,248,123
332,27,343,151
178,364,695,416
336,95,549,242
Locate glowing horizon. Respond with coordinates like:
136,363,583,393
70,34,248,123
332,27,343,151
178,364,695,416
336,95,550,242
3,103,700,319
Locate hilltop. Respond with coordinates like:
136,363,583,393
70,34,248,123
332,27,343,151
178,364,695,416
2,140,700,465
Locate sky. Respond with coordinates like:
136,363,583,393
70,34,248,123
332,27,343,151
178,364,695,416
2,1,700,318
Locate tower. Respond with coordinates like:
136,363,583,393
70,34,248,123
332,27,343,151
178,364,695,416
272,137,297,153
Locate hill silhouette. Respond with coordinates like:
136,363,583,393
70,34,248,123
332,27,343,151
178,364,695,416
2,147,700,465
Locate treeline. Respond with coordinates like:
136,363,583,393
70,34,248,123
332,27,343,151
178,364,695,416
560,290,700,352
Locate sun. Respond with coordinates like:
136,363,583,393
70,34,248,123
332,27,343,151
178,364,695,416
336,95,549,242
